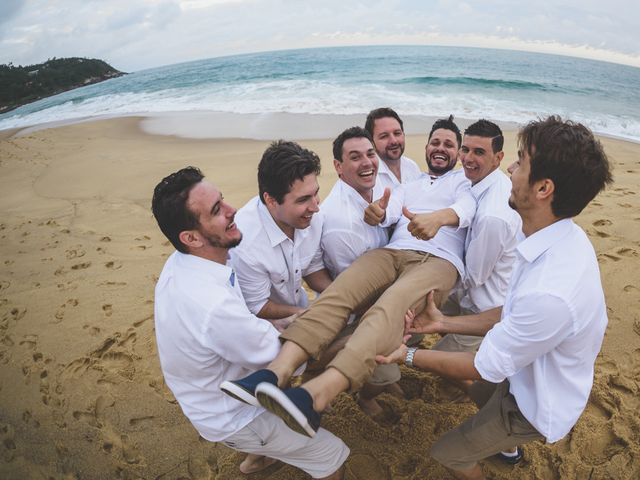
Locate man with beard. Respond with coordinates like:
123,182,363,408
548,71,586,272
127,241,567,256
378,117,612,479
231,141,333,331
428,120,522,355
221,117,475,438
152,167,349,478
365,107,422,190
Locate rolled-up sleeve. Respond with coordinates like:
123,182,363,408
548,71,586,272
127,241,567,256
231,253,271,315
475,291,574,383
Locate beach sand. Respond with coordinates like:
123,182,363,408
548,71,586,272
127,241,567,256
0,116,638,479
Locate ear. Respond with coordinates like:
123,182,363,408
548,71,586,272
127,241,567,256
333,159,343,177
535,178,555,202
263,191,278,208
495,151,504,165
178,230,203,250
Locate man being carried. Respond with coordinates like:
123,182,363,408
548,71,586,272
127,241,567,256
320,126,401,416
365,107,422,189
232,140,332,330
430,120,521,354
378,116,612,479
152,167,349,479
222,116,474,437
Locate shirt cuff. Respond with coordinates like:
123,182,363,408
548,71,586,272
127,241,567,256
474,334,517,383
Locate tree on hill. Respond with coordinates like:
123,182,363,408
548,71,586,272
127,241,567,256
0,57,125,113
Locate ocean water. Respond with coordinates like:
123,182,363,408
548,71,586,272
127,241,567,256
2,45,640,141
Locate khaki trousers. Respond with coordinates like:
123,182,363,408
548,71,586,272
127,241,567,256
430,380,543,471
281,248,458,391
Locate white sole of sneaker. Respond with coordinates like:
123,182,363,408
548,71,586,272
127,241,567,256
220,380,260,407
255,383,316,438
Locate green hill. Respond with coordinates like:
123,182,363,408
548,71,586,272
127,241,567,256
0,57,125,114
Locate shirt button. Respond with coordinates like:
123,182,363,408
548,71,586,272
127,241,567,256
295,289,299,293
295,269,299,273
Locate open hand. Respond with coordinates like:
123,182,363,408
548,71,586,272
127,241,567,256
375,342,409,365
405,291,446,334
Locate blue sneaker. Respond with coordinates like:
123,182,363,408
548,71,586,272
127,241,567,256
496,446,524,465
220,369,278,407
255,383,321,438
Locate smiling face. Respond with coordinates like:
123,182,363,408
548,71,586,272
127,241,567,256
186,181,242,250
425,128,459,175
266,173,320,238
459,135,503,185
334,136,379,201
371,116,405,163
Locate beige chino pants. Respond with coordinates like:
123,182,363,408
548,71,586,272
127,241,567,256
281,248,458,392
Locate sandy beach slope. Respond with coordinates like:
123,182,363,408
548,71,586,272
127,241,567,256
0,116,638,479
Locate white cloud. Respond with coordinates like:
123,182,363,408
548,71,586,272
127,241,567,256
0,0,639,70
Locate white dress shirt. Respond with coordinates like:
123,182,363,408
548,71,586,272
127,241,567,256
376,155,422,190
154,252,280,442
474,219,608,443
231,196,325,314
458,169,522,312
382,169,475,277
320,179,389,278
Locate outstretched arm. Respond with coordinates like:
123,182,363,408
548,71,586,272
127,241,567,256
376,343,481,381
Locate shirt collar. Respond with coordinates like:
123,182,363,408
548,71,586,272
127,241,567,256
516,218,574,263
376,156,400,184
470,168,502,200
338,178,374,207
174,251,235,285
257,198,307,248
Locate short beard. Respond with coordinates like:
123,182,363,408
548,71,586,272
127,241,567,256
204,232,242,249
427,158,455,175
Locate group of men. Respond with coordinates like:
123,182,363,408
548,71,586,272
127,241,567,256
152,108,612,479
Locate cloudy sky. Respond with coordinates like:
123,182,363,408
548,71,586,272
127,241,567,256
1,0,639,72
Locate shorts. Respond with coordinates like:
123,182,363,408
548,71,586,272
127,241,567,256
222,411,349,478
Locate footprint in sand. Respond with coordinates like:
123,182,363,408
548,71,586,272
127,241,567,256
105,261,122,270
616,247,638,257
71,262,91,270
10,308,27,322
100,236,111,242
624,285,639,293
345,453,388,480
593,219,613,227
54,299,79,323
0,281,9,291
1,423,17,462
65,247,86,259
102,304,113,317
598,253,621,262
133,315,152,328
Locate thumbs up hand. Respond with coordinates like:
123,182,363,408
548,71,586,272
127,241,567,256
364,187,391,226
405,205,461,241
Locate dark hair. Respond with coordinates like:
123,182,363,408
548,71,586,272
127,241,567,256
258,140,322,204
364,107,404,136
151,166,204,253
464,119,504,153
332,126,373,161
519,116,613,218
428,115,462,148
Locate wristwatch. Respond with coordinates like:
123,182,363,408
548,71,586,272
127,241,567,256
405,347,418,368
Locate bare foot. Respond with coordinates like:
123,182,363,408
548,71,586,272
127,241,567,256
239,454,278,474
358,396,384,417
